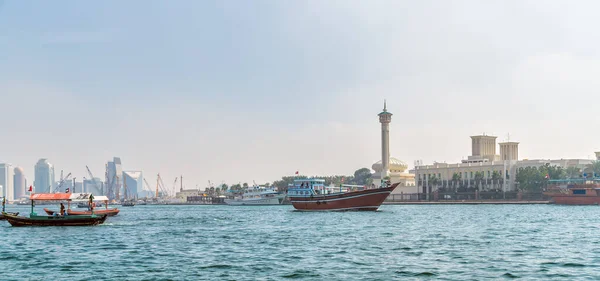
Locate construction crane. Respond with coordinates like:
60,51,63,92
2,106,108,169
143,178,153,193
172,177,178,193
85,166,102,194
53,172,72,193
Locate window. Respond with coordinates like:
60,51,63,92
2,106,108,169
487,171,490,178
470,171,473,178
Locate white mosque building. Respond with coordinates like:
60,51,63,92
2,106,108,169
371,101,416,194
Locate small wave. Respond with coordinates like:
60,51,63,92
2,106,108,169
562,263,585,267
200,264,235,269
282,270,320,279
502,272,519,278
414,272,437,277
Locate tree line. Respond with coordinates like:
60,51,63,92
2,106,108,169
200,167,374,196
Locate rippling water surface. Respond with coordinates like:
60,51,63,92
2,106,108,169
2,204,600,280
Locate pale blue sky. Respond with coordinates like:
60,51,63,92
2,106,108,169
1,1,600,189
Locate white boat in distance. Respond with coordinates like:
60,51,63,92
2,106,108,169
225,186,285,205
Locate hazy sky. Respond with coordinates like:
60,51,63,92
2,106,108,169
1,1,600,189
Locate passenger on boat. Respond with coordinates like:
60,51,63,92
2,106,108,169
60,203,65,216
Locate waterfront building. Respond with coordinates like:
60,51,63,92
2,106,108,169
34,159,55,194
106,157,123,201
412,135,594,194
0,163,14,201
371,101,416,193
13,167,26,199
122,171,143,199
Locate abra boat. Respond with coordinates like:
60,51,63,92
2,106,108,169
43,195,119,216
287,178,399,211
224,185,285,205
121,200,135,207
0,212,19,220
543,179,600,205
5,193,108,227
0,197,18,220
3,213,107,227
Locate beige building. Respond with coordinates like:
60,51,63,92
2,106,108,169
412,134,594,195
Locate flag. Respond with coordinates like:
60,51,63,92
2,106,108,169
544,174,549,179
28,186,32,192
341,177,345,183
65,188,70,193
295,171,299,175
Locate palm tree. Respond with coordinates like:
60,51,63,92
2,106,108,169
589,161,600,178
452,173,461,191
429,175,440,192
491,171,501,190
566,166,581,179
474,171,484,190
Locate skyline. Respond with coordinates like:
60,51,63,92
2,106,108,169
2,1,600,187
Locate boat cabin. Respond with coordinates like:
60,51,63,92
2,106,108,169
288,179,330,197
546,179,600,196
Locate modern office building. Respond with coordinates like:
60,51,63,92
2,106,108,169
0,163,14,201
106,157,123,201
13,167,26,199
34,159,55,194
83,177,104,195
123,171,143,199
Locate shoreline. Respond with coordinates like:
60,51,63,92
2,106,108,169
383,200,550,205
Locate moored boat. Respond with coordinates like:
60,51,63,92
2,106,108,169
3,213,107,227
287,178,399,211
544,179,600,205
44,194,119,216
225,185,285,205
44,208,120,217
0,212,19,220
5,193,108,227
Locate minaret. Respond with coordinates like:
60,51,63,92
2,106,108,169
378,100,393,182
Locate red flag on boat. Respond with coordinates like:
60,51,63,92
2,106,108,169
544,174,549,179
295,171,299,175
28,186,32,192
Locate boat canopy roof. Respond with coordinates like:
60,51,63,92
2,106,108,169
30,193,108,201
30,193,72,201
293,178,325,183
69,193,109,202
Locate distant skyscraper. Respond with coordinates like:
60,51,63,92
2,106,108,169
84,178,104,195
13,167,26,199
0,163,15,201
123,171,143,199
34,159,54,193
107,157,123,201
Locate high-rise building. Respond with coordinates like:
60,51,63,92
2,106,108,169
13,167,26,199
106,157,123,201
34,159,54,193
123,171,143,199
83,178,104,195
0,163,15,201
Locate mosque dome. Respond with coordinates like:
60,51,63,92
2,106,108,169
372,157,408,173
